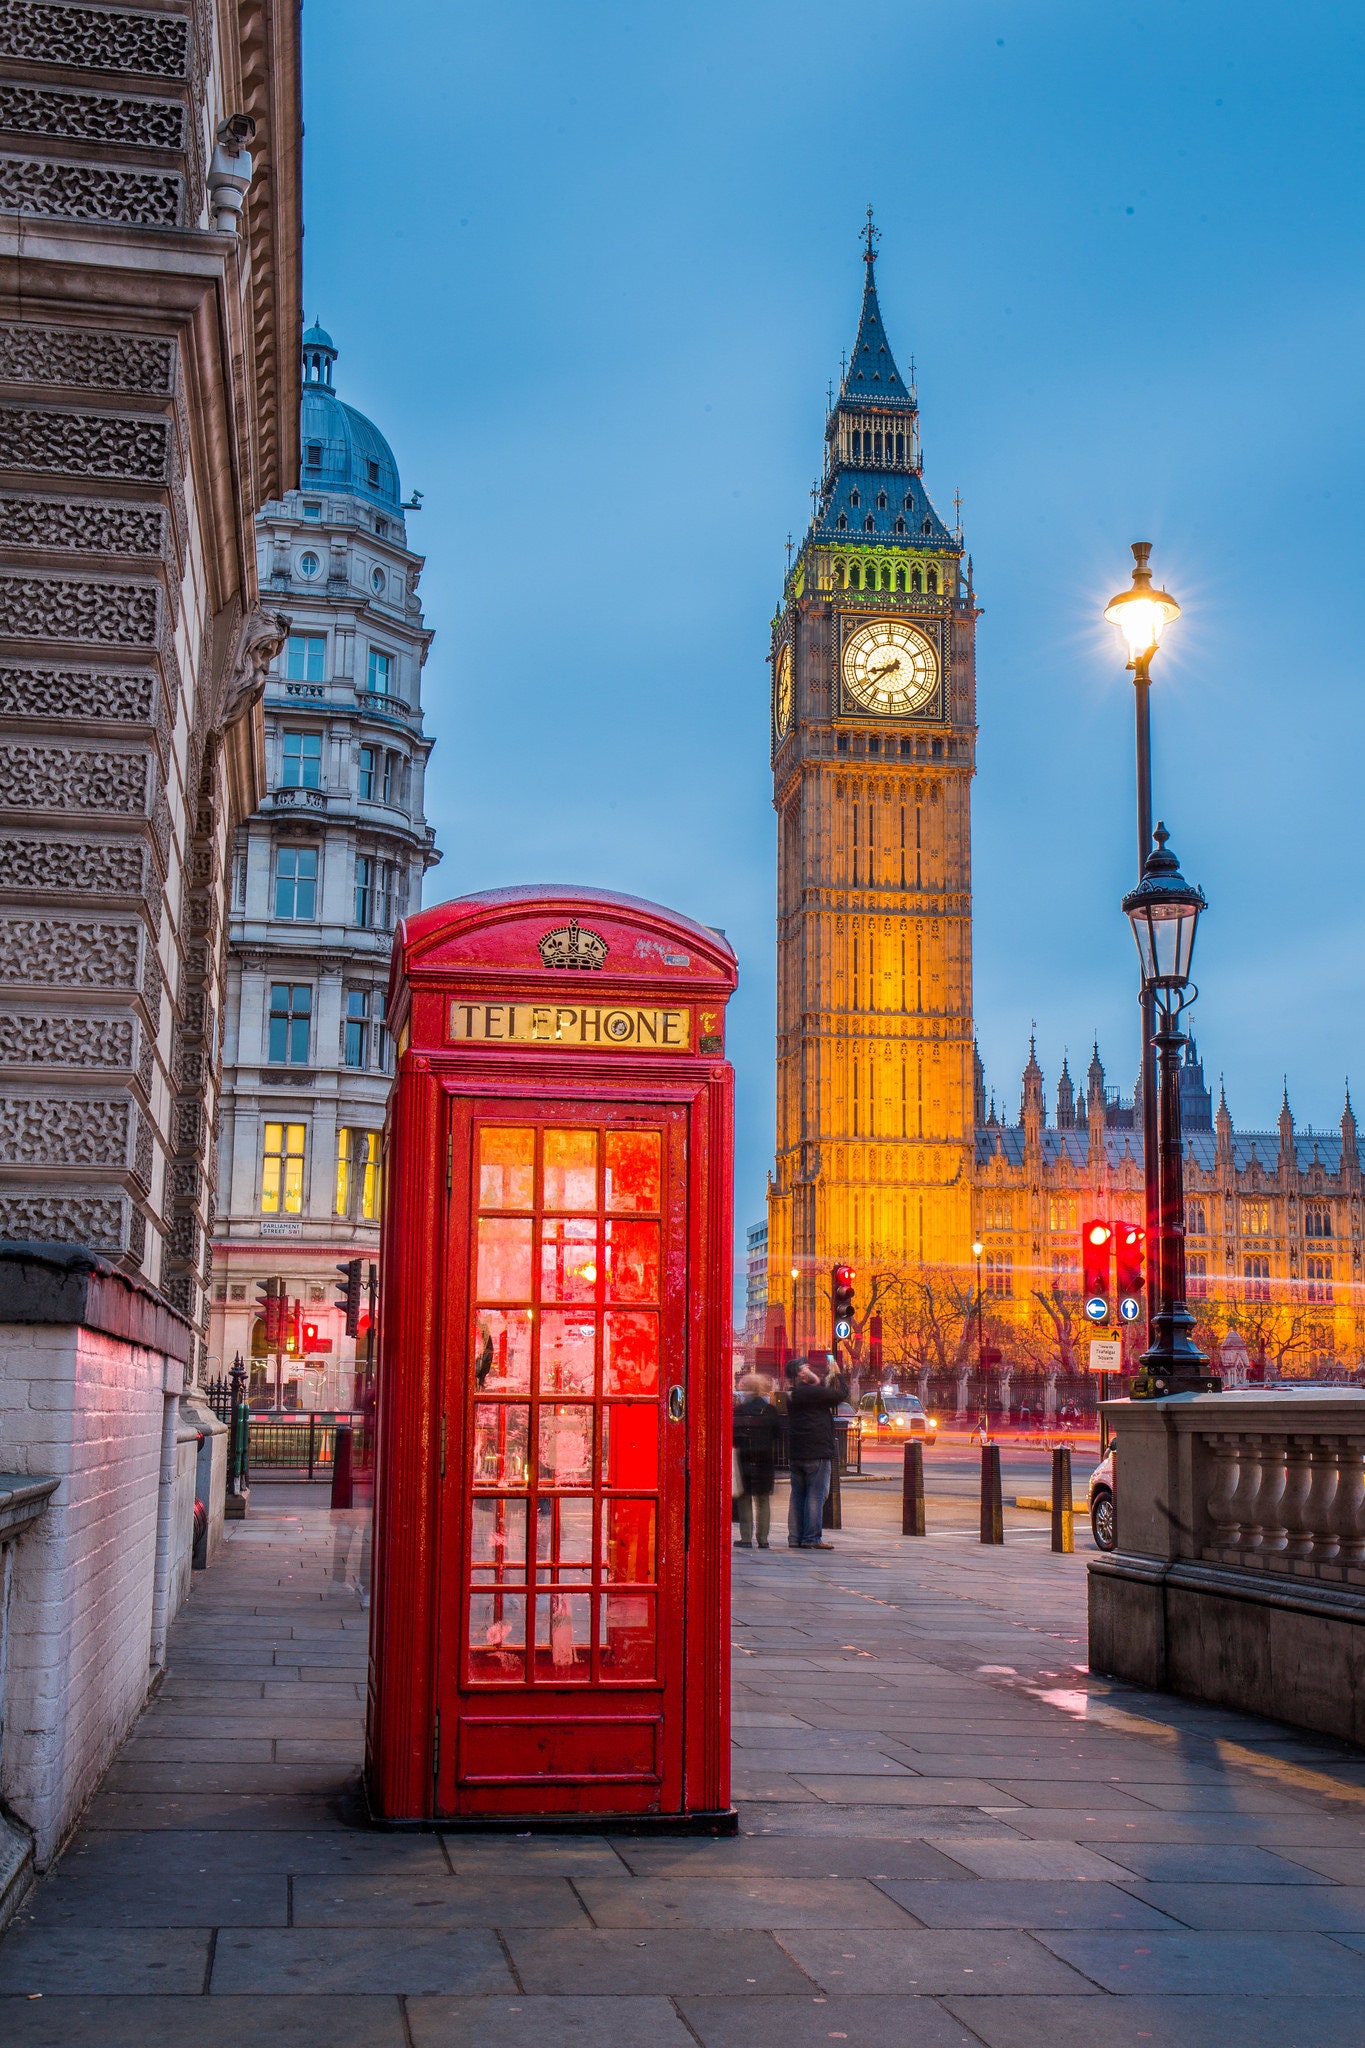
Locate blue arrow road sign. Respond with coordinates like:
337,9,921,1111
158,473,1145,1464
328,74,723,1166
1119,1296,1141,1322
1085,1296,1110,1323
834,1319,851,1340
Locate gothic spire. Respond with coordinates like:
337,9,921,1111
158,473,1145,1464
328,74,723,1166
840,207,914,407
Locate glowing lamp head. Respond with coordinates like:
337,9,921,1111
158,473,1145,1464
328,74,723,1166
1104,541,1180,667
971,1240,984,1260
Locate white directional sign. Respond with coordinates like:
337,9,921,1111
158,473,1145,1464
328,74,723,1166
1089,1338,1122,1375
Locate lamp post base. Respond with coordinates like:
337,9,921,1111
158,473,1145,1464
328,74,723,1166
1130,1365,1223,1401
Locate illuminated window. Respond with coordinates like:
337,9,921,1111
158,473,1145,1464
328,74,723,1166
1187,1200,1207,1236
1243,1255,1271,1301
985,1253,1013,1298
273,847,317,920
284,633,325,681
984,1199,1010,1231
1307,1256,1334,1303
268,983,312,1064
927,566,939,592
1241,1202,1271,1236
1188,1254,1208,1299
1305,1204,1334,1238
337,1128,381,1220
262,1121,305,1214
280,730,322,789
1048,1197,1077,1234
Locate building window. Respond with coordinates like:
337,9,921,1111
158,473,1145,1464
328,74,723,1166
1048,1197,1077,1234
894,517,906,534
344,988,371,1068
303,502,321,519
850,489,860,508
268,983,313,1064
1307,1256,1334,1303
337,1128,381,1220
1241,1202,1271,1236
984,1199,1010,1231
836,734,849,754
375,516,388,537
262,1121,306,1214
382,749,401,804
1187,1200,1207,1236
836,513,847,531
355,854,375,928
367,458,380,485
358,745,376,800
299,551,321,578
985,1253,1013,1298
1051,1251,1079,1285
1243,1255,1271,1301
280,731,322,789
285,633,325,682
371,566,386,594
1305,1204,1333,1238
305,441,322,466
864,515,875,532
1188,1254,1208,1299
274,846,318,920
367,648,392,694
876,490,887,509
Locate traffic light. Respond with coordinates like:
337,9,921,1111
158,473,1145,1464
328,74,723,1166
1081,1220,1114,1322
1116,1223,1145,1322
255,1275,285,1348
284,1299,303,1355
301,1319,321,1352
335,1257,363,1337
831,1263,856,1343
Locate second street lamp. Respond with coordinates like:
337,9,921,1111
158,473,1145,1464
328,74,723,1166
1121,825,1221,1400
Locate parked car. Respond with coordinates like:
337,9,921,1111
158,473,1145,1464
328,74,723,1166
854,1391,938,1442
1089,1447,1115,1551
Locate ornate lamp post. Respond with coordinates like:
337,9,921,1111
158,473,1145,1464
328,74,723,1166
972,1238,986,1400
1121,826,1220,1398
1105,545,1182,1330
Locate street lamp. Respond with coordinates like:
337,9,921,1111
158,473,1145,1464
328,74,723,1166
1105,543,1182,1342
1121,825,1220,1399
972,1240,985,1405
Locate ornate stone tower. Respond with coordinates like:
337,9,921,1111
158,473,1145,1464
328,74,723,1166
767,220,979,1349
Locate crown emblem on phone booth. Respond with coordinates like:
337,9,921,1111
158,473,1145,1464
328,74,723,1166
537,918,609,971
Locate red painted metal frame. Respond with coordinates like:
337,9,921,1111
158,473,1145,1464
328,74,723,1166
366,886,737,1825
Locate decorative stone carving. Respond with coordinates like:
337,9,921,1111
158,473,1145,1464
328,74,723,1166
0,493,163,556
0,405,169,481
0,573,158,643
0,915,140,986
0,324,174,394
140,944,161,1014
132,1109,152,1187
0,743,150,811
0,1093,131,1165
0,3,190,76
0,1013,135,1066
221,606,289,728
0,664,156,722
0,83,185,148
0,154,181,227
0,835,146,893
0,1192,124,1250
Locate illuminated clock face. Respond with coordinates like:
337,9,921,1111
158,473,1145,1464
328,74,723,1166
842,619,939,716
774,643,793,736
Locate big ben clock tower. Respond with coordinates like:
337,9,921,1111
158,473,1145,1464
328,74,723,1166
768,217,979,1349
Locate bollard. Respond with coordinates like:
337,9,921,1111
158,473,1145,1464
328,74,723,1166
331,1423,353,1511
1051,1444,1074,1554
823,1449,842,1530
980,1443,1003,1544
902,1439,926,1536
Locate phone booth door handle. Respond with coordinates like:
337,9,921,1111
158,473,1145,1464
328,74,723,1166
667,1384,685,1422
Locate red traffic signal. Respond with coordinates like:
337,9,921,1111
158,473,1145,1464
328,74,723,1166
301,1319,321,1351
1081,1220,1114,1305
831,1263,856,1339
1116,1223,1145,1300
255,1275,285,1348
335,1257,363,1337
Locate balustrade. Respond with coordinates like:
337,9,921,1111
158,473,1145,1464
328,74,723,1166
1195,1423,1365,1579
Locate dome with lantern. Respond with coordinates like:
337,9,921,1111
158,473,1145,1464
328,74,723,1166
299,321,401,510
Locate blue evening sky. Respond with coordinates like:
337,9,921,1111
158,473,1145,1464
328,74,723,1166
302,1,1365,1272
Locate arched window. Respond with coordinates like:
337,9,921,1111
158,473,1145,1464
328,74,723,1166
894,516,906,535
850,564,862,590
922,517,932,534
874,431,883,460
836,512,847,531
927,566,938,593
877,490,887,509
852,430,862,461
911,566,922,593
850,488,860,508
864,515,875,532
903,493,913,509
895,433,905,461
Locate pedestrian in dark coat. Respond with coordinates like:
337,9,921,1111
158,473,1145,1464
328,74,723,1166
785,1355,850,1549
732,1374,780,1548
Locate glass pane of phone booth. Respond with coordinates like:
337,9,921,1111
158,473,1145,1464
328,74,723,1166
467,1122,666,1688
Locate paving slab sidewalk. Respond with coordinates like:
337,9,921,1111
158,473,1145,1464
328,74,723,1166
4,1479,1365,2046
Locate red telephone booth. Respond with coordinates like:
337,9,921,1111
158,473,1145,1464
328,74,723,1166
366,885,738,1829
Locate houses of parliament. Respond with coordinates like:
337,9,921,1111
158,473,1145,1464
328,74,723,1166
765,224,1362,1379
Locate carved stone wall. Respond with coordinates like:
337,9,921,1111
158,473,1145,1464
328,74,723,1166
0,4,191,78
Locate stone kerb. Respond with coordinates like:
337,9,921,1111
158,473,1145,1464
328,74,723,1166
0,1242,197,1867
1090,1389,1365,1745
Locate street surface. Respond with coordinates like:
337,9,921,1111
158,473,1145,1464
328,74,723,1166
5,1469,1365,2045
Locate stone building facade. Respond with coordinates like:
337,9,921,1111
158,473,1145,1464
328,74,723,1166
208,324,440,1408
0,0,302,1379
973,1039,1364,1385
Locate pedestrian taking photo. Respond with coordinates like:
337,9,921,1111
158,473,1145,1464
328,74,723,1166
785,1353,849,1550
